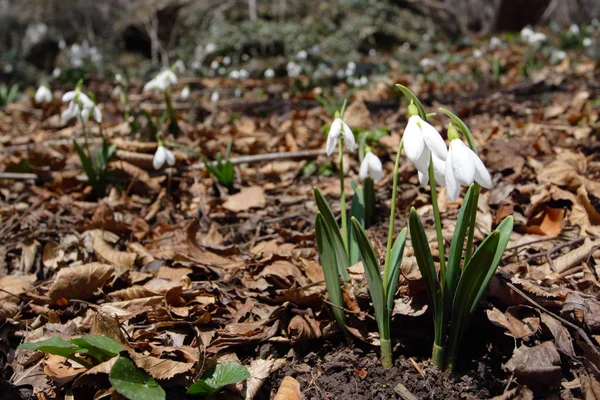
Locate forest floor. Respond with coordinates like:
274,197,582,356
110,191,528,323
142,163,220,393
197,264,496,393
1,32,600,400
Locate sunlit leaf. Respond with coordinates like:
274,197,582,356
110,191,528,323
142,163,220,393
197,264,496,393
187,361,249,395
109,356,165,400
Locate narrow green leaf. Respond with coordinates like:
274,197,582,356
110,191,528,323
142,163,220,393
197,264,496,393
73,139,97,186
351,217,386,336
220,161,234,187
446,185,475,300
447,230,501,367
395,84,427,120
314,187,350,280
315,213,346,331
385,228,407,313
439,108,477,153
19,337,87,359
109,356,165,400
348,186,365,265
187,361,249,395
408,208,440,315
363,177,375,227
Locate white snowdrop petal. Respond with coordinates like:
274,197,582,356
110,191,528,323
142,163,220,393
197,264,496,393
470,149,493,188
341,121,355,152
165,148,176,166
445,150,460,202
403,116,425,165
93,106,102,123
450,140,475,186
418,170,429,186
62,91,76,102
359,158,369,181
432,154,446,187
153,146,167,170
413,146,431,180
420,119,448,161
326,118,342,156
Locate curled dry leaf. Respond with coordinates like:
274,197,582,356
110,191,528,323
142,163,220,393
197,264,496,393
486,306,540,340
93,235,136,269
288,314,322,344
580,374,600,399
274,376,301,400
43,354,86,386
0,274,36,321
48,263,114,304
488,385,534,400
539,313,575,358
109,160,161,192
244,358,287,400
128,350,194,380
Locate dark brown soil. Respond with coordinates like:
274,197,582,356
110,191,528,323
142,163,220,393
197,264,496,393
257,341,506,400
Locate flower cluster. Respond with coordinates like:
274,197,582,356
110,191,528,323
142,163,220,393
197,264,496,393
521,27,547,47
61,88,102,124
35,85,53,104
143,70,178,93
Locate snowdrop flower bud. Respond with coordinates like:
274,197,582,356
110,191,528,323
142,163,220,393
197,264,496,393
569,24,580,35
360,151,383,182
115,73,123,84
325,116,355,156
210,91,220,103
583,38,593,47
181,86,190,99
153,145,176,170
35,85,52,104
403,104,448,184
445,125,492,202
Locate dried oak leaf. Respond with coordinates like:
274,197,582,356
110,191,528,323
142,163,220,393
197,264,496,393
48,263,114,304
128,350,194,380
288,314,322,344
44,354,86,385
540,313,575,358
503,341,561,391
222,186,266,212
0,274,36,321
244,358,286,400
274,376,301,400
486,306,539,340
93,235,136,269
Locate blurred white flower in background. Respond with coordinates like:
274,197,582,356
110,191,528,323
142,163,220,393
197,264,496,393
550,49,567,64
229,70,240,79
360,152,383,182
223,56,231,66
35,85,52,104
264,68,275,79
143,70,177,93
241,54,250,61
239,69,249,79
52,68,61,78
26,23,48,44
3,64,13,74
473,49,483,58
286,61,302,77
210,61,219,70
61,90,102,123
521,27,546,47
296,50,308,60
368,48,377,57
569,24,580,35
58,39,66,50
345,62,356,77
583,38,593,47
181,86,190,99
211,91,220,103
489,36,502,50
205,43,216,54
174,60,185,73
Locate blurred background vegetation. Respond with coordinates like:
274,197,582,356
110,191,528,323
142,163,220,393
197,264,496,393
0,0,598,85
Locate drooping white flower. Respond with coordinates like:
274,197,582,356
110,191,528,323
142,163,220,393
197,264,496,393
239,69,249,79
229,70,240,79
143,70,177,93
403,115,448,182
223,56,231,66
550,50,567,64
360,152,383,182
153,145,176,170
210,91,220,103
417,154,446,187
569,24,580,36
489,36,502,50
583,37,593,47
473,49,483,59
174,60,185,73
61,90,101,123
181,86,190,99
325,117,355,156
296,50,308,60
445,139,492,202
35,85,52,104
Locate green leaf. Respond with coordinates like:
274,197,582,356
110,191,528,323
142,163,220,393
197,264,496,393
313,187,350,281
385,228,407,313
446,185,475,301
315,213,347,332
395,84,427,120
19,337,87,359
70,335,122,363
438,108,477,153
109,356,165,400
447,230,501,367
219,161,234,187
348,186,365,265
187,361,249,395
408,208,440,315
351,217,386,337
73,139,97,187
363,177,375,227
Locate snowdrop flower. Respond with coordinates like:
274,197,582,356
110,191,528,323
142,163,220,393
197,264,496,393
419,58,435,70
229,70,240,79
35,85,52,104
286,61,302,78
181,86,190,99
264,68,275,79
368,48,377,57
3,64,13,73
520,27,534,42
241,53,249,61
210,60,219,70
174,60,185,73
569,24,580,35
52,68,61,78
445,125,492,202
153,145,175,170
473,49,483,59
417,154,446,187
223,56,231,66
205,43,216,53
210,91,220,103
296,50,308,60
550,50,567,64
239,69,249,79
326,117,355,156
403,104,448,185
115,73,123,84
489,36,502,50
61,89,102,123
143,70,177,93
58,39,66,50
583,38,593,47
360,151,383,182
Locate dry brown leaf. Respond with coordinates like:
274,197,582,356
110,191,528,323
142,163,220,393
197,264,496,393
48,263,114,304
486,306,539,340
93,235,136,269
488,385,534,400
581,374,600,399
540,313,575,358
73,356,118,387
540,238,598,274
273,376,301,400
110,285,157,301
129,351,194,380
223,186,266,212
244,358,287,400
503,341,561,391
525,206,564,237
44,355,86,385
288,314,322,344
343,99,372,130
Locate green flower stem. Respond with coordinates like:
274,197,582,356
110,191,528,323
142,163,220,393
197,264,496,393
383,140,404,284
428,156,446,276
464,183,480,263
381,338,393,369
164,91,179,134
338,138,348,253
432,343,445,370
